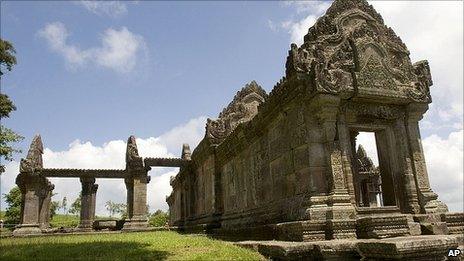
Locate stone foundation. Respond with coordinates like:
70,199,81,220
236,235,462,261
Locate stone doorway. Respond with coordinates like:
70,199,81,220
349,129,398,209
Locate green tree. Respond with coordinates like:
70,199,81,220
105,200,116,217
0,39,23,173
69,194,81,215
50,200,60,219
61,196,68,215
3,186,22,225
149,209,169,227
105,200,126,218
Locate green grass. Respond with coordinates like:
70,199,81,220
0,231,264,260
50,214,114,228
50,214,80,228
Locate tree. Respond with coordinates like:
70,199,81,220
3,186,22,225
105,200,126,218
0,39,23,173
61,196,68,215
69,194,81,215
105,200,116,217
50,201,60,219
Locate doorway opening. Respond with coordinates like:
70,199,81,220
350,130,397,208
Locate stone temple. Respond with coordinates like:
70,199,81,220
12,0,463,259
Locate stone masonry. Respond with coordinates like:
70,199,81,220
12,0,463,258
166,0,463,245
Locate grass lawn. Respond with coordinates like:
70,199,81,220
49,214,115,228
0,231,264,260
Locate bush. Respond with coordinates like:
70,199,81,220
148,210,169,227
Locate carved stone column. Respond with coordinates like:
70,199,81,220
406,104,448,214
79,177,96,230
308,94,356,240
123,174,150,230
13,173,50,236
90,184,98,223
13,135,47,236
122,135,149,230
39,180,54,230
393,114,422,214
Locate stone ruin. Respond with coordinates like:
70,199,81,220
12,0,463,259
13,135,189,235
165,0,463,259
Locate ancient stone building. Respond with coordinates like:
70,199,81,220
166,0,463,245
12,0,463,258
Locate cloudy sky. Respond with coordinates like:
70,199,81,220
1,1,462,216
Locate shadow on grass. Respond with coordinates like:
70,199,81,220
1,241,169,261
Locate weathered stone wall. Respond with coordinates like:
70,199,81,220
167,0,460,241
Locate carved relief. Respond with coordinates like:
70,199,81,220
284,0,432,102
206,81,267,144
126,136,143,170
19,135,44,173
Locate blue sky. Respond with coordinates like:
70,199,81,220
1,1,296,151
1,1,462,214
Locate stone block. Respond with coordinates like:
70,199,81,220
356,214,410,239
408,222,422,236
93,220,118,230
420,222,449,235
441,212,464,235
357,235,460,260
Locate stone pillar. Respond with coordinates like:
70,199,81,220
309,95,356,240
122,135,149,230
39,180,54,230
406,104,448,214
13,134,47,236
90,184,98,223
393,115,421,214
78,177,96,230
123,174,150,230
13,173,50,236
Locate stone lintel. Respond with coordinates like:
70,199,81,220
41,168,127,178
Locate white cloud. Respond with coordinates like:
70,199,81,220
423,130,463,212
0,116,207,216
77,1,128,18
95,27,146,73
282,15,320,46
37,22,91,66
281,1,331,45
38,22,146,73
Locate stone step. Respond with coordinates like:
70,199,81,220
235,235,462,260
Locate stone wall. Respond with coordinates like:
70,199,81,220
167,0,460,241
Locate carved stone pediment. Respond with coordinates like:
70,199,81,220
206,81,267,144
285,0,432,103
126,135,144,170
19,135,44,173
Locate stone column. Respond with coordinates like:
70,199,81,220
406,104,448,214
39,180,54,230
123,135,149,230
78,177,96,230
393,115,421,214
13,173,49,236
13,134,47,236
90,184,98,223
308,94,356,240
123,174,150,230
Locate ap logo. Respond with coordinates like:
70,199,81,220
448,249,462,257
